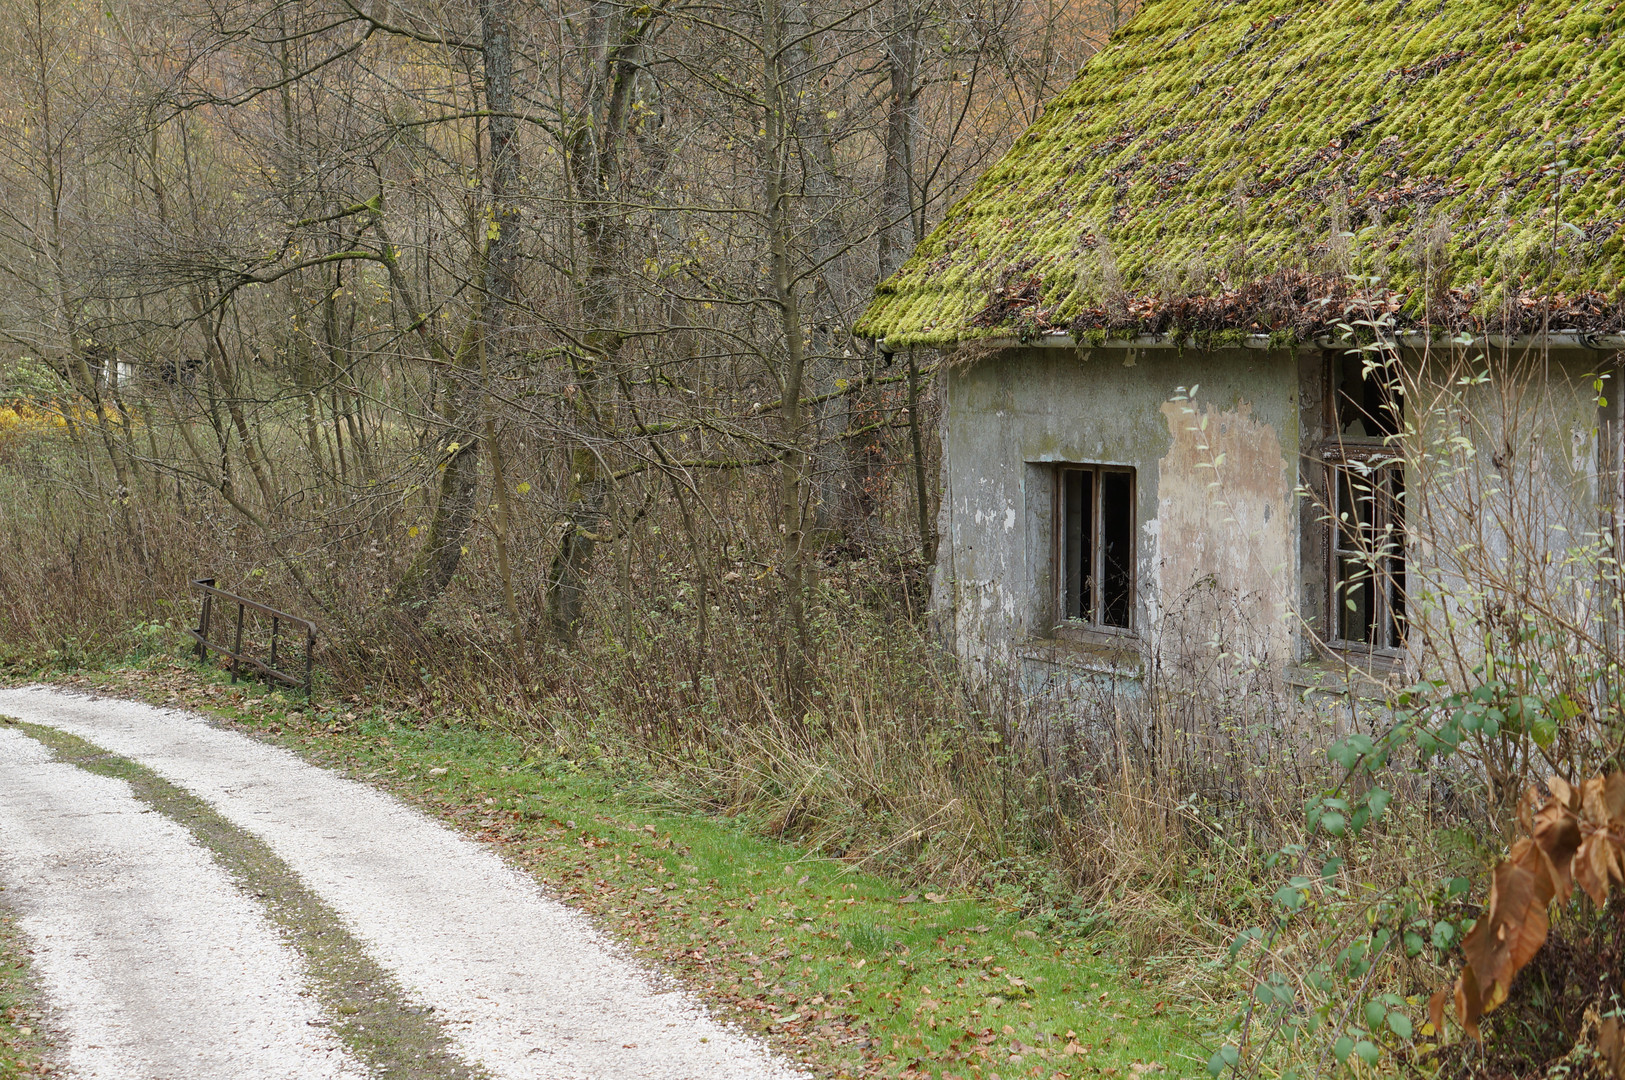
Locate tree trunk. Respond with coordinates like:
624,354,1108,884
763,0,812,713
391,0,520,619
545,5,662,641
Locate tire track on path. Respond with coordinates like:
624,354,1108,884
0,685,803,1080
0,724,367,1080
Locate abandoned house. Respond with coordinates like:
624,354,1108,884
855,0,1625,687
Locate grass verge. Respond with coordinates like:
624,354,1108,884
0,892,54,1078
21,654,1207,1079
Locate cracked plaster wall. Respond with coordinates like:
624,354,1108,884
931,345,1301,682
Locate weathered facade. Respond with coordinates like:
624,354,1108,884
932,342,1298,680
926,337,1618,684
857,0,1625,684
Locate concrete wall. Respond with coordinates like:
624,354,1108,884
931,345,1303,681
1403,347,1615,675
933,342,1622,686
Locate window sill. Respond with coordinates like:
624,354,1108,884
1289,647,1410,695
1051,621,1138,648
1020,634,1144,677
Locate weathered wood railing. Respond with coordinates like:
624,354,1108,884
188,577,316,697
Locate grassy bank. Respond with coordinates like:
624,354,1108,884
17,652,1206,1079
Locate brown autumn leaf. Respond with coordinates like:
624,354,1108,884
1454,962,1484,1040
1457,838,1555,1023
1531,796,1582,902
1428,988,1447,1042
1575,834,1613,907
1446,772,1625,1043
1602,1014,1625,1080
1602,773,1625,823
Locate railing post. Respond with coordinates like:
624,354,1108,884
269,616,279,670
232,601,245,684
195,578,215,663
304,627,315,698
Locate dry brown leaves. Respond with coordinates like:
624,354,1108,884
1434,773,1625,1064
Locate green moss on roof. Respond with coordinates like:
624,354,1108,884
856,0,1625,348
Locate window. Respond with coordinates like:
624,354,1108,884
1057,465,1135,631
1325,354,1406,651
1329,457,1405,649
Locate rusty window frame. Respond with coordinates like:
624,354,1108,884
1053,464,1136,634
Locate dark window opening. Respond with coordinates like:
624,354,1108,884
1324,351,1407,652
1059,465,1134,631
1331,460,1405,650
1334,354,1404,440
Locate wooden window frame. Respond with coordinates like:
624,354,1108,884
1323,447,1407,655
1052,464,1137,637
1320,352,1408,656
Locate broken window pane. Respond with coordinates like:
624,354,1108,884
1335,355,1404,440
1100,471,1133,628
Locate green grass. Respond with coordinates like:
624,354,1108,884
20,654,1209,1078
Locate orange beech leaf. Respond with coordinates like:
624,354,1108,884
1531,797,1582,901
1472,840,1555,1016
1428,988,1448,1041
1601,773,1625,821
1454,962,1484,1040
1601,1014,1625,1079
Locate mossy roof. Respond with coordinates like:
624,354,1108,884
855,0,1625,348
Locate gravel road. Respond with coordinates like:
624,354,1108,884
0,685,802,1080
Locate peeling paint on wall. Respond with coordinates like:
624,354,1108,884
1154,399,1296,663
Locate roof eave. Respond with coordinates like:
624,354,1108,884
877,331,1625,353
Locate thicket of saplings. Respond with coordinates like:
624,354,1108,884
2,338,1621,1078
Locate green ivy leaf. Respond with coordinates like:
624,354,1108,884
1355,1040,1380,1066
1388,1012,1413,1039
1333,1036,1354,1064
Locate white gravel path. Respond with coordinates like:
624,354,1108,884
0,685,804,1080
0,724,367,1080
